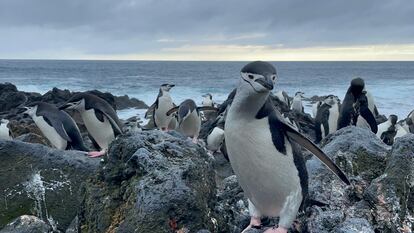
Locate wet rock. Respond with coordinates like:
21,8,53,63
79,131,217,233
364,134,414,233
114,95,148,109
0,139,100,231
15,133,51,146
0,215,51,233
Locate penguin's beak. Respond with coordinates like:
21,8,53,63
255,76,274,90
17,107,29,115
169,84,175,88
59,102,74,110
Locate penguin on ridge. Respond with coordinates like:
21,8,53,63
145,84,176,131
337,78,377,133
22,102,89,152
224,61,350,233
314,95,340,143
291,91,304,113
0,119,12,140
167,99,217,143
201,93,217,121
60,93,123,157
376,115,398,145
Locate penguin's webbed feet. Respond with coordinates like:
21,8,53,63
241,217,262,233
88,150,107,158
263,226,288,233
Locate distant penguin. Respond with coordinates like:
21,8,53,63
291,91,304,113
167,99,217,143
0,119,12,140
225,61,350,233
145,84,176,131
314,95,340,143
338,78,377,133
202,93,214,107
275,90,290,107
23,102,88,151
206,123,225,152
60,93,123,157
376,115,398,145
312,101,322,118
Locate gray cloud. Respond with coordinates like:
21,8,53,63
0,0,413,58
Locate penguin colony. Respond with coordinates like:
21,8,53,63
1,61,413,232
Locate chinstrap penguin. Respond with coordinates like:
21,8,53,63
201,93,217,121
314,95,340,143
0,119,12,140
22,102,89,152
145,84,176,131
167,99,217,143
376,115,398,145
337,77,377,133
291,92,304,113
60,93,123,157
224,61,350,233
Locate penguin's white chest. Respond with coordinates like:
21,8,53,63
81,109,114,150
0,124,11,140
291,98,302,112
328,105,339,134
155,96,174,128
225,116,302,217
32,115,67,150
179,111,201,138
202,98,213,107
376,121,391,138
207,127,225,151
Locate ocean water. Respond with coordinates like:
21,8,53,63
0,60,413,119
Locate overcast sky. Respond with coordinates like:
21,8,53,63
1,0,414,60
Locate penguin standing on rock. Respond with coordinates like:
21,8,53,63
60,93,123,157
314,95,340,143
376,115,398,145
167,99,217,143
0,119,12,140
22,102,89,152
145,84,176,131
337,78,378,133
202,93,214,107
224,61,350,233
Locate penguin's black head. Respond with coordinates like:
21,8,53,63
240,61,277,93
350,77,365,97
59,93,90,111
389,115,398,125
202,93,212,99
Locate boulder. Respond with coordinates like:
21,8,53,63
0,140,100,231
364,134,414,232
79,131,217,233
0,215,51,233
114,95,148,109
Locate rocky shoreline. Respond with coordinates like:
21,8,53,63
0,83,413,233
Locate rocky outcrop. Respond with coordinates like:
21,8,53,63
0,139,100,231
0,215,52,233
79,131,217,233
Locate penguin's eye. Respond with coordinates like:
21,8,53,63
272,75,276,80
248,74,254,79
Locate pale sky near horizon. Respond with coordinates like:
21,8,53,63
1,0,414,61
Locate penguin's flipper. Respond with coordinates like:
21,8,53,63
96,109,123,135
43,115,72,142
94,102,124,134
166,107,180,116
283,121,351,185
359,106,378,134
196,106,219,112
145,98,158,119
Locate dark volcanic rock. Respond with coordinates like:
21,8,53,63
0,215,51,233
364,134,414,233
114,95,148,109
0,139,100,231
15,133,51,146
80,131,217,233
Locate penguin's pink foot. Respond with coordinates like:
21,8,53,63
88,150,106,158
161,127,168,132
263,226,288,233
241,217,262,233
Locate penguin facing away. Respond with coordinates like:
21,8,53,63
60,93,123,157
338,78,377,133
167,99,218,143
145,84,176,131
376,115,398,145
23,102,89,151
0,119,12,140
224,61,350,233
